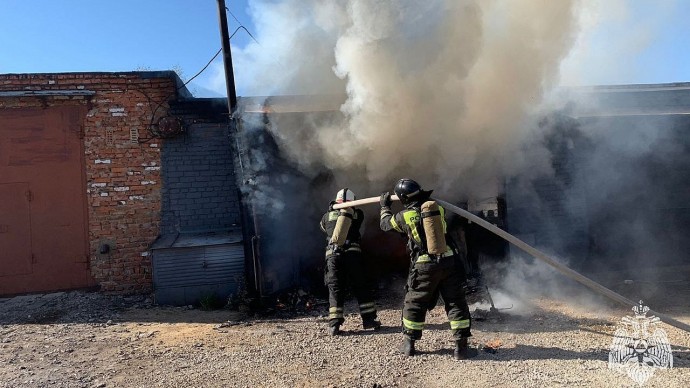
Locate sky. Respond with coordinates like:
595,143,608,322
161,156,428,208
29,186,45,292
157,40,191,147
1,0,689,97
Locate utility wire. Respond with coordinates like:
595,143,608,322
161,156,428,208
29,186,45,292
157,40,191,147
179,6,259,91
179,25,259,91
226,7,261,45
231,25,260,45
225,6,243,26
179,48,222,89
225,7,288,73
137,7,258,142
140,45,225,141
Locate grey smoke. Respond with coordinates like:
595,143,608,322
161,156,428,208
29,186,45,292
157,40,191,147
227,1,690,304
229,0,581,199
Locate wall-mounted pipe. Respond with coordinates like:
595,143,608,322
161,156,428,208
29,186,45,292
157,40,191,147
251,205,263,299
251,235,262,298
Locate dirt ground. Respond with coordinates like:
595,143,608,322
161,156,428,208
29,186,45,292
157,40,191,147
1,272,690,388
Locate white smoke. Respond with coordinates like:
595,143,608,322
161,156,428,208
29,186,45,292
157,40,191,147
203,0,687,199
204,0,690,305
211,0,587,198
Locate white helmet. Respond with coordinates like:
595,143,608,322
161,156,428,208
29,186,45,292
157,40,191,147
335,188,356,204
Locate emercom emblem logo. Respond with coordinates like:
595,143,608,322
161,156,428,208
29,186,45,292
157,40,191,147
608,300,673,386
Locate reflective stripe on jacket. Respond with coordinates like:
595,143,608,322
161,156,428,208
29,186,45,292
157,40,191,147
380,205,447,255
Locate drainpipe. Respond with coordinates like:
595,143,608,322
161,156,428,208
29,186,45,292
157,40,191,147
251,210,263,298
232,115,263,299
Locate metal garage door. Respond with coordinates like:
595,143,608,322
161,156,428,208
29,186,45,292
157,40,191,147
152,231,245,306
0,105,94,295
0,182,32,276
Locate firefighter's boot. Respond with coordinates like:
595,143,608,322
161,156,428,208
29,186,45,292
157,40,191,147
454,337,478,360
329,323,341,336
362,319,382,331
401,337,416,356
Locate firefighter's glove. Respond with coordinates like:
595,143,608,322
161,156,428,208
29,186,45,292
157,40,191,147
380,192,392,208
328,200,336,211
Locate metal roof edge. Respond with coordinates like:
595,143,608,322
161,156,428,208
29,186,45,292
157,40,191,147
566,82,690,93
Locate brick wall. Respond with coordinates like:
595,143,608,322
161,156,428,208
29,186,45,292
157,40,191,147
0,72,182,293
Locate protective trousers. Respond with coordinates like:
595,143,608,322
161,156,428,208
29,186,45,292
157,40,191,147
402,255,471,340
325,250,377,327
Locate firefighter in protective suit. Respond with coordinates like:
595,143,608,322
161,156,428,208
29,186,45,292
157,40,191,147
380,179,477,359
320,188,381,336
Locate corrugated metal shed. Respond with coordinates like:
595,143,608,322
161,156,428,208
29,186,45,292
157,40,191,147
151,230,244,306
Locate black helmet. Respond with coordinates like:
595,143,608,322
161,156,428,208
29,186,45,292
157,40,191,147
394,178,432,205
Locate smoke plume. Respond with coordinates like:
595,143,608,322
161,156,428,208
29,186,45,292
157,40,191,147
227,0,582,198
220,1,690,306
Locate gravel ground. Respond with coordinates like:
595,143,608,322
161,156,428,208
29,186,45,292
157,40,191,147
1,275,690,388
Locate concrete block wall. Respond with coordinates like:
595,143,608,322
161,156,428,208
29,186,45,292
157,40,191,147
505,115,591,266
0,72,181,293
160,122,241,234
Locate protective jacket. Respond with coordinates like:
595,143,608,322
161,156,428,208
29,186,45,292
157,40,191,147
320,208,364,253
380,199,472,340
380,202,454,261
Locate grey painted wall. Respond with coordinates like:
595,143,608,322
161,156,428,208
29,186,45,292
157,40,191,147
160,124,241,234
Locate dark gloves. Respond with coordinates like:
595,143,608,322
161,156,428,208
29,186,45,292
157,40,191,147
328,200,336,211
380,192,392,207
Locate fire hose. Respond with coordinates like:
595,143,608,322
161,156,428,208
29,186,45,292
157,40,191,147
333,195,690,333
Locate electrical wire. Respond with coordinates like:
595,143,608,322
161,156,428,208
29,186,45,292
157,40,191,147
180,12,260,91
137,8,261,142
225,8,288,74
226,7,261,45
225,6,242,24
139,43,229,142
231,25,260,45
178,48,222,90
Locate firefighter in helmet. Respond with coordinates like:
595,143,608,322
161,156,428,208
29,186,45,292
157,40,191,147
380,179,477,359
320,188,381,335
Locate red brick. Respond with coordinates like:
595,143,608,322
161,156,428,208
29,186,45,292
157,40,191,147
0,72,180,295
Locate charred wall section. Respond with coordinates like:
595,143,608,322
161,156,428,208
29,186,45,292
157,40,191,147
507,108,690,273
506,115,591,267
576,115,690,271
237,113,331,295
